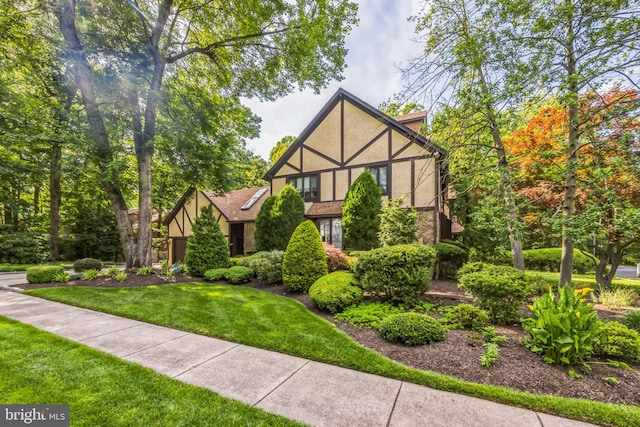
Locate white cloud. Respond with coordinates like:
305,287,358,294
242,0,425,160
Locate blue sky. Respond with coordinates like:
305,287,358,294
242,0,424,161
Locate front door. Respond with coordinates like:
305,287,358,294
230,223,244,256
318,218,343,249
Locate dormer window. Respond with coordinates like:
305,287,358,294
287,175,319,201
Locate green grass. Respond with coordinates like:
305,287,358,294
0,315,300,426
26,284,640,427
0,262,71,272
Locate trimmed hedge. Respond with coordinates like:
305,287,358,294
283,221,329,293
457,262,533,325
250,251,284,284
73,258,103,273
26,265,64,284
309,272,363,314
204,268,228,282
353,244,436,305
594,321,640,361
440,303,490,331
523,248,597,274
224,266,254,285
379,313,446,346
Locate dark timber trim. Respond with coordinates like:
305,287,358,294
304,145,342,167
344,128,389,165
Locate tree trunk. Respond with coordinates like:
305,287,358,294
559,11,578,287
55,0,137,268
476,67,525,270
49,140,62,260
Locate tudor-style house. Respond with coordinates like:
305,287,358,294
264,88,450,249
164,88,450,263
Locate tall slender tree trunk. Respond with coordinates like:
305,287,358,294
49,140,62,260
559,17,578,286
477,68,525,270
55,0,137,268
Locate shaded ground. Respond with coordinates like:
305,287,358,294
15,275,640,406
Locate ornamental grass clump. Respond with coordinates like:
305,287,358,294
522,285,599,365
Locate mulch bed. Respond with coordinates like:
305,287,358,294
15,275,640,406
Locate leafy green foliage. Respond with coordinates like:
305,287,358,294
0,226,48,264
323,243,349,272
269,135,296,165
481,326,507,346
440,303,489,331
184,206,229,277
378,196,418,246
26,265,64,284
309,272,363,314
342,171,382,250
334,302,404,330
223,266,254,285
282,220,329,292
522,286,598,365
53,272,70,283
434,242,469,279
107,267,120,278
623,311,640,332
249,250,284,284
457,262,532,324
204,268,229,282
379,313,446,346
593,321,640,361
354,244,437,305
136,266,153,276
523,249,597,274
480,343,500,368
72,258,103,273
83,269,100,280
254,195,277,252
115,271,127,282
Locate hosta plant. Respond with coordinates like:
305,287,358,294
522,285,599,365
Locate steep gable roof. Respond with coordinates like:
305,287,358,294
163,186,270,226
264,88,446,180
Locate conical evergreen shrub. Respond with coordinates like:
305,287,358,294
342,170,382,250
184,205,229,277
283,220,328,292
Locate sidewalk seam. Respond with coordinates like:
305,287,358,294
171,342,241,378
535,412,545,427
252,359,311,407
385,381,403,427
118,330,190,358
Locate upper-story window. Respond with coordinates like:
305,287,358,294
367,165,388,194
287,175,318,201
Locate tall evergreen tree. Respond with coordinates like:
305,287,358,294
271,185,305,250
342,171,382,250
254,195,277,251
184,205,229,277
378,196,418,247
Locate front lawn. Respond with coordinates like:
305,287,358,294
0,316,300,426
26,284,640,427
527,270,640,291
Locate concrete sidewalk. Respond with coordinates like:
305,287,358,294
0,290,597,427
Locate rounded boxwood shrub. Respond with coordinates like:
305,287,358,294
283,220,329,293
353,244,436,305
223,266,254,285
26,265,64,284
441,303,490,331
379,312,446,346
434,242,469,279
457,262,532,325
204,268,228,282
594,320,640,361
309,272,363,314
73,258,103,272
